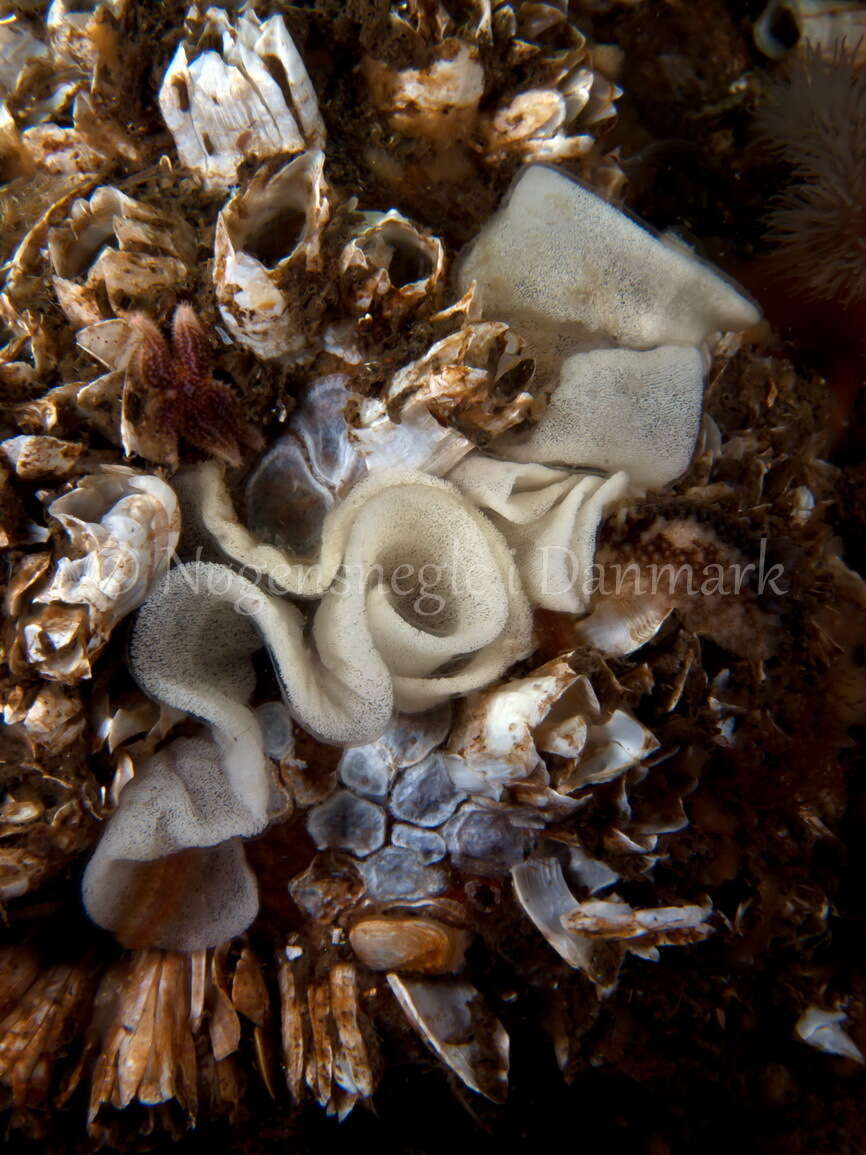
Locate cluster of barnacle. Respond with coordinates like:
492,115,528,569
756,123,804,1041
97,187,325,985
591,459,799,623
0,0,863,1144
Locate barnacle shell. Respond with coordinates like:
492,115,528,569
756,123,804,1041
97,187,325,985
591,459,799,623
349,917,471,974
0,434,84,479
213,150,330,359
352,397,475,477
795,1006,865,1061
48,185,195,327
445,656,579,797
37,466,180,633
575,594,672,656
340,210,446,318
275,957,375,1114
0,18,46,98
557,707,660,792
360,847,448,900
482,42,621,166
159,9,325,190
443,799,545,872
560,895,711,949
306,791,387,857
4,680,85,751
512,857,615,985
384,321,536,437
387,976,509,1101
361,40,485,142
245,375,363,557
338,707,453,799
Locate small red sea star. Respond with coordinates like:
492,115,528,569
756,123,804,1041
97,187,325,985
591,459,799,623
127,304,264,468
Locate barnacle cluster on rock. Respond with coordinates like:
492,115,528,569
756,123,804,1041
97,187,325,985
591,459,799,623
1,1,865,1150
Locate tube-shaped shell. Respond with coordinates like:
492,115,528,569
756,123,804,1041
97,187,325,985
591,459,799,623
349,918,471,974
340,209,446,317
213,151,330,359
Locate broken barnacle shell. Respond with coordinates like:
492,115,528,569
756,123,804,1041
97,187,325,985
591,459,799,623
387,975,509,1102
8,466,179,682
85,949,198,1133
443,654,660,801
560,895,713,956
513,856,711,992
339,209,446,322
481,25,621,166
0,1,137,180
337,706,452,799
44,0,128,72
444,656,580,798
0,735,92,897
391,824,447,864
36,465,180,630
359,847,448,901
795,1006,865,1062
351,395,476,477
213,150,330,360
350,318,537,479
81,735,262,951
274,956,376,1115
349,917,471,974
576,593,672,658
361,39,485,143
47,185,196,328
3,680,86,752
580,510,782,661
512,856,621,988
158,8,325,190
556,705,661,793
306,790,387,858
389,752,466,827
443,799,545,873
0,946,98,1109
360,6,624,202
0,433,85,480
0,16,46,85
384,321,538,440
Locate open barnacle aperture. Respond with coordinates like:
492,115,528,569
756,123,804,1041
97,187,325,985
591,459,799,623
0,1,861,1147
